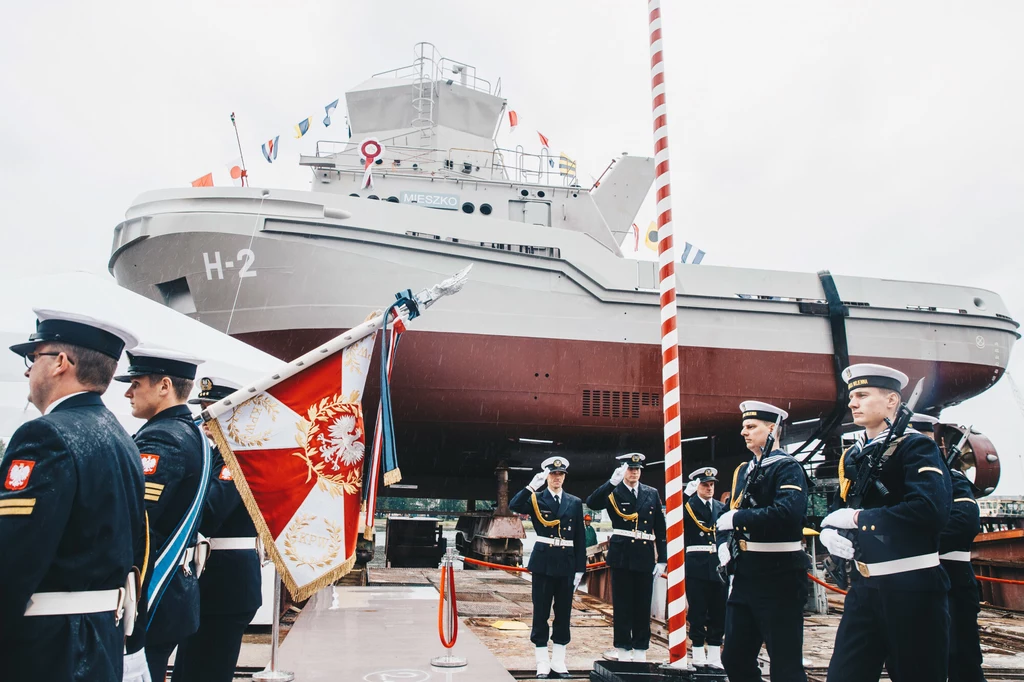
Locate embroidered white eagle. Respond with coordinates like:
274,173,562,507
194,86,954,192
317,415,364,470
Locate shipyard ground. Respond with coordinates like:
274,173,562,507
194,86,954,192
222,567,1024,681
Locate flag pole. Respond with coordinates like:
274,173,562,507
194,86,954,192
230,112,249,187
252,568,294,681
647,0,688,667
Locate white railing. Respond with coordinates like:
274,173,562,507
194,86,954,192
371,42,498,96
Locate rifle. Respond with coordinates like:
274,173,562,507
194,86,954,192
718,413,782,582
823,378,924,588
945,425,972,470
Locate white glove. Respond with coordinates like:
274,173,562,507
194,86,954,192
610,463,627,486
684,479,699,496
717,543,731,568
573,571,584,590
822,508,860,530
820,528,855,560
653,562,666,578
716,509,736,531
528,471,547,492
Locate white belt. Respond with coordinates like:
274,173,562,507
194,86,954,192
24,588,122,617
686,545,717,553
210,537,258,551
857,552,940,578
939,551,972,563
740,540,802,553
612,529,657,541
535,536,573,547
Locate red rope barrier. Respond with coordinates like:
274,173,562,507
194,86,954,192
807,572,848,595
461,556,530,573
975,574,1024,586
438,562,458,648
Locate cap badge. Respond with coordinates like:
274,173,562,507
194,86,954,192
553,459,563,468
201,377,213,391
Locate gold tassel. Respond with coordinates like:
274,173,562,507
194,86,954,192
383,468,402,487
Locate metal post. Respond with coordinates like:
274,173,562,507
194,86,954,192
253,570,294,681
495,464,510,516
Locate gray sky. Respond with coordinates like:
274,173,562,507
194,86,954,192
3,1,1022,490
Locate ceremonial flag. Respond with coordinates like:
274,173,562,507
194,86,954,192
262,136,279,163
558,152,576,176
191,173,214,187
294,117,313,138
538,131,550,148
323,99,339,127
508,110,518,131
644,220,659,251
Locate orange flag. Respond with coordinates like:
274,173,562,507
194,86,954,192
191,173,214,187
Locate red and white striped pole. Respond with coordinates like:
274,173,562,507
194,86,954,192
648,0,687,666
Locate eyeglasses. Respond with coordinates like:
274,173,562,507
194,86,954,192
24,352,75,369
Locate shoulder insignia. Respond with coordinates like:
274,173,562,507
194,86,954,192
218,465,233,481
145,481,165,502
0,498,35,515
918,466,943,475
4,460,35,491
141,454,160,475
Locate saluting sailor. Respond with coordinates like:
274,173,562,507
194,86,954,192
586,453,667,663
171,377,264,682
821,365,952,682
682,467,727,670
1,310,147,681
509,456,587,680
716,401,809,682
911,414,985,682
117,346,207,682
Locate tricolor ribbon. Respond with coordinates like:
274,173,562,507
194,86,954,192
363,314,406,537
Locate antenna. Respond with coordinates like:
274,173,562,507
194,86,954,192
230,112,249,187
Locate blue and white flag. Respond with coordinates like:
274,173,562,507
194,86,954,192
262,136,279,163
680,242,706,265
323,98,339,127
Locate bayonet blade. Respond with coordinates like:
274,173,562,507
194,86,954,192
906,377,925,411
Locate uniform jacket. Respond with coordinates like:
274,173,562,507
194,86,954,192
683,491,726,581
134,403,204,645
720,451,809,576
197,445,263,616
939,467,980,589
834,431,952,591
510,486,587,576
586,481,667,572
0,392,146,681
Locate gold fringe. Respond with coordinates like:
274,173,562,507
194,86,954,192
357,501,366,534
208,417,360,602
363,525,375,541
383,468,402,487
608,492,639,522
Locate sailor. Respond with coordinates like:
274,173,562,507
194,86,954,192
171,377,264,682
117,346,207,682
917,416,985,682
585,453,668,663
682,467,727,669
821,365,952,682
1,310,146,681
509,456,587,679
716,401,809,682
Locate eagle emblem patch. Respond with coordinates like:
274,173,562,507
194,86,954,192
141,454,160,475
219,465,233,481
5,460,35,491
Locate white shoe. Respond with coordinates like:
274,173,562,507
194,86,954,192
706,645,724,669
550,643,569,677
615,647,632,661
692,645,707,667
535,646,551,677
633,649,647,662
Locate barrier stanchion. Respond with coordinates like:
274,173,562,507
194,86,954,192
252,568,294,681
431,549,467,668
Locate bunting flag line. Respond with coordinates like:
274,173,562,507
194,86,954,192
262,136,279,163
558,152,576,176
644,220,659,252
225,158,246,187
294,117,313,139
323,99,339,127
538,131,550,148
679,242,706,265
632,223,640,252
508,110,518,131
191,173,214,187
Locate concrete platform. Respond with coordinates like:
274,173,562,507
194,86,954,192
274,585,514,681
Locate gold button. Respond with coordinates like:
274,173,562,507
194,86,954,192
871,525,876,531
632,540,636,543
862,525,867,531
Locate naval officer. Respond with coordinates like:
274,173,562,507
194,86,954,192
171,377,264,682
117,347,207,682
510,456,587,679
910,415,986,682
1,310,146,681
585,453,667,663
682,467,727,669
822,365,952,682
716,401,809,682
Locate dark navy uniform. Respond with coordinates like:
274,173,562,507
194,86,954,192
825,432,952,682
171,444,263,682
509,486,586,648
0,392,147,681
941,467,983,682
720,451,809,682
682,475,727,652
130,403,205,680
586,470,667,653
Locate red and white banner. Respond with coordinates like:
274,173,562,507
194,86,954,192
210,331,376,599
